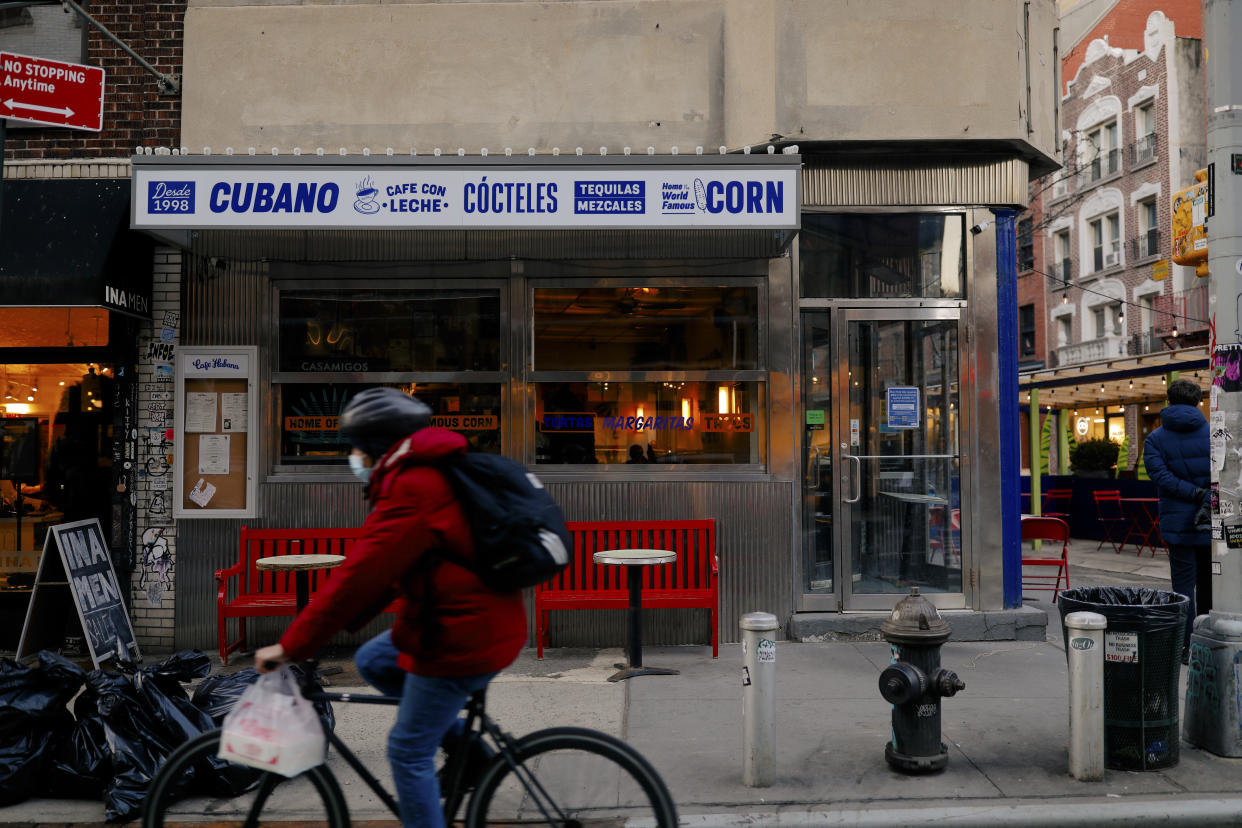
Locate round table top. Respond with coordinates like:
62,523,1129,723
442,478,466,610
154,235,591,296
255,554,346,571
592,549,677,566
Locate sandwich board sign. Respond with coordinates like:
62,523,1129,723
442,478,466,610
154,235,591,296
18,518,139,667
0,51,106,132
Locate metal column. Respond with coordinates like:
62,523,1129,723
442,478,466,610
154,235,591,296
994,209,1022,609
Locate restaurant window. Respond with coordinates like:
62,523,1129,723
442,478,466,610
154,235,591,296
531,284,764,466
274,285,504,467
1019,304,1036,359
800,213,966,299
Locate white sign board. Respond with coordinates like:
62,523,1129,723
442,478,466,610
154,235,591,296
131,161,801,230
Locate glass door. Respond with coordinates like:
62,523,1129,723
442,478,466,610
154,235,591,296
799,311,836,609
837,309,964,610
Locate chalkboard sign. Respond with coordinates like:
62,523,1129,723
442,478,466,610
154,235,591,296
18,518,140,667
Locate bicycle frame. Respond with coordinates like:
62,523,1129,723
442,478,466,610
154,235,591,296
291,663,567,825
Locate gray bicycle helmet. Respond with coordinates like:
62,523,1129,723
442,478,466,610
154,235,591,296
339,388,432,460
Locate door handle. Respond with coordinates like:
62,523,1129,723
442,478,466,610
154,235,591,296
844,454,862,503
808,444,822,488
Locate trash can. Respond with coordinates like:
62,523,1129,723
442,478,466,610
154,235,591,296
1057,587,1188,771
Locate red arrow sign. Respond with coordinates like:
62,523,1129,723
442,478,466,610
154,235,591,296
0,51,105,132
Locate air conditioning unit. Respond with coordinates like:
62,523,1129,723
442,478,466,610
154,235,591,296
1104,252,1119,268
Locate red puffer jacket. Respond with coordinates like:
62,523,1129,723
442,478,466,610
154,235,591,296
279,428,527,677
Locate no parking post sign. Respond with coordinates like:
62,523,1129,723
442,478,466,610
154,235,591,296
0,51,105,132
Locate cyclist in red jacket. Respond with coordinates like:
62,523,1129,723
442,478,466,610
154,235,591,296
256,388,526,828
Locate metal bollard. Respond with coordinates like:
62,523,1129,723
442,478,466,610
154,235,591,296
1065,611,1106,781
740,612,779,787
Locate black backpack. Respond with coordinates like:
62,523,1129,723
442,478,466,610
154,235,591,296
434,452,571,591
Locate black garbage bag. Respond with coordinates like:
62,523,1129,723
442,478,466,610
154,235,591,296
89,650,215,822
0,651,85,806
43,712,110,799
192,664,336,732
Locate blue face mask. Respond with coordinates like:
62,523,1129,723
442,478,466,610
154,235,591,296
348,453,372,484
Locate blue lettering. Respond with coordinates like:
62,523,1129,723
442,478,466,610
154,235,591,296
210,183,229,213
253,182,275,212
318,184,339,212
706,181,724,214
272,184,293,212
746,182,762,213
294,183,317,212
725,181,743,213
230,182,254,212
766,181,783,213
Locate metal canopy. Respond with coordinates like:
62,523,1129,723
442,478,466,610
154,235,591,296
1018,346,1211,409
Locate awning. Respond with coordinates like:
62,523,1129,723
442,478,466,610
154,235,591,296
0,179,154,319
1018,346,1211,409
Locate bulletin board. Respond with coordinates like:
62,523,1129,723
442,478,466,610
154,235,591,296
173,347,258,518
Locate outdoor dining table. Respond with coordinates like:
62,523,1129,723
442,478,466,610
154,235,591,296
592,548,679,682
254,553,347,613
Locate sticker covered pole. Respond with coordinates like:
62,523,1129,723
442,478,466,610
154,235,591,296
740,611,778,787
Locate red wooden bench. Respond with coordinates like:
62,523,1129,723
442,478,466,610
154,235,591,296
216,526,364,665
535,519,718,658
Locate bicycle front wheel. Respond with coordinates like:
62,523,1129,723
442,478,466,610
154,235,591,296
465,727,678,828
141,729,351,828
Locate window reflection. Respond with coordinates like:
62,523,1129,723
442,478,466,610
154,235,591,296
800,214,966,299
533,287,758,370
534,381,761,465
279,382,501,464
279,290,499,372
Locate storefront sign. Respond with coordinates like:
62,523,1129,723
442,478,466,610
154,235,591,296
183,353,250,377
18,519,140,668
702,413,755,432
131,162,800,230
430,414,498,430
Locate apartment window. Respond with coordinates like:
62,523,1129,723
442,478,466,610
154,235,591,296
1018,218,1034,272
1084,121,1120,183
1140,294,1155,330
1138,198,1159,258
1091,212,1121,272
1112,303,1124,335
1019,304,1036,358
1057,316,1072,347
1054,230,1071,281
1133,104,1156,163
1093,307,1107,339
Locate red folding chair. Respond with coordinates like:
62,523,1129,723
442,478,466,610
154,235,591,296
1092,490,1126,554
1043,488,1073,522
1021,516,1071,603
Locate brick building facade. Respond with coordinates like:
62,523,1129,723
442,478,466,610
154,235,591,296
1,3,185,652
1021,4,1205,472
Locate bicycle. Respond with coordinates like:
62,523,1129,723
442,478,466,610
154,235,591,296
141,658,678,828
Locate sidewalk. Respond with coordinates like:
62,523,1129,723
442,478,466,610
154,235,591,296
6,538,1239,827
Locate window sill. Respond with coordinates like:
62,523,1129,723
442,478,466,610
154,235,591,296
1079,169,1124,192
1130,155,1158,173
1131,253,1162,267
1083,263,1125,280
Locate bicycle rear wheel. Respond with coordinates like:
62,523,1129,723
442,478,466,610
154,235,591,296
141,729,351,828
465,727,677,828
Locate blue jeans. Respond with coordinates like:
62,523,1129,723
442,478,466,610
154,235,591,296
355,631,497,828
1168,544,1213,649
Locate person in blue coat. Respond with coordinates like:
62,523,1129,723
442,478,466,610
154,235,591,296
1143,379,1211,660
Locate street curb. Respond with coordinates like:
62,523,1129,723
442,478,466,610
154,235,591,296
671,795,1242,827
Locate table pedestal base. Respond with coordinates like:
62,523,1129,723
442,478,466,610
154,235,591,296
608,664,680,682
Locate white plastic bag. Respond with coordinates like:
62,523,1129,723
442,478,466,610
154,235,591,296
218,668,325,777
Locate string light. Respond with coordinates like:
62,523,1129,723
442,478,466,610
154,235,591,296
1062,291,1069,304
1128,380,1133,389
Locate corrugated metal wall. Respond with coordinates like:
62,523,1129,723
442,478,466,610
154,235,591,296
802,157,1029,208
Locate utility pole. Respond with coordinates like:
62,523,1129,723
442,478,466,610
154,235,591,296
1184,0,1242,758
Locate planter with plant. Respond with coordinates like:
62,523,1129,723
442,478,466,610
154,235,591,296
1070,438,1120,478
